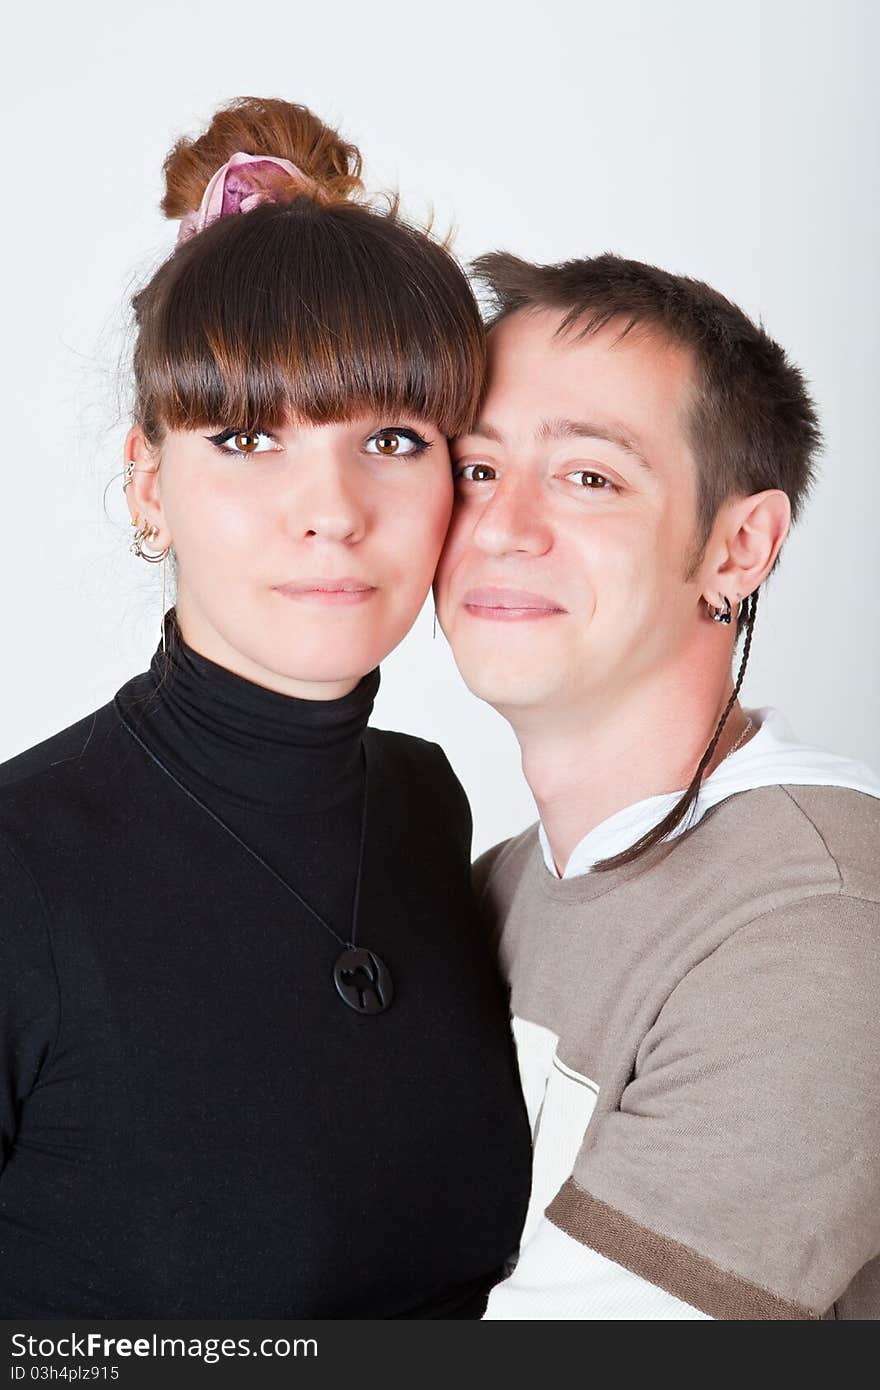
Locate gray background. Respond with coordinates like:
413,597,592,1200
3,0,877,854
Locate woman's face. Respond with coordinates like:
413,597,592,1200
124,413,453,698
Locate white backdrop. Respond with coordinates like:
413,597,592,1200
3,0,877,855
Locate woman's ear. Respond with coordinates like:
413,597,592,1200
124,424,171,545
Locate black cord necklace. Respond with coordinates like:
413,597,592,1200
112,696,394,1015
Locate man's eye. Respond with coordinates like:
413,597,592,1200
205,429,280,457
565,470,615,490
456,463,497,482
364,428,432,458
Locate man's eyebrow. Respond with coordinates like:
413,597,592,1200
536,417,653,472
461,417,654,472
463,420,505,444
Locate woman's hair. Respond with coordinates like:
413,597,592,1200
131,96,485,446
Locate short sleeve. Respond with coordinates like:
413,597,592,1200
0,831,60,1167
507,892,880,1319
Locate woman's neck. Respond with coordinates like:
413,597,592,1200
113,607,379,814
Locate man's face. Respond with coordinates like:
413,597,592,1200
434,309,705,724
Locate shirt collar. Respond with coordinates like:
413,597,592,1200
539,706,880,879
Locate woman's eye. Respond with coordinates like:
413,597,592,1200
206,429,280,457
365,428,432,458
565,470,615,490
455,463,498,482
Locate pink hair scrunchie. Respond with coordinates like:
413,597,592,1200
175,150,317,246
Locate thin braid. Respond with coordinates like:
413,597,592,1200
590,588,760,873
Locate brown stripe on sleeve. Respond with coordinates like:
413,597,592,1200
546,1180,824,1320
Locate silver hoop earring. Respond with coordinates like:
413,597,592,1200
432,609,438,641
129,519,170,653
131,516,171,564
708,595,732,625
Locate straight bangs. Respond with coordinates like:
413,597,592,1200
133,200,486,444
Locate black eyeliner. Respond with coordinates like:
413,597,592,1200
203,427,434,455
373,427,433,454
204,428,256,445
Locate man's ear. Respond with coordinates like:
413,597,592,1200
700,489,791,607
124,424,171,545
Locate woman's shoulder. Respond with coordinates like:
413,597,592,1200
0,696,148,917
365,726,472,830
0,699,122,814
365,724,461,781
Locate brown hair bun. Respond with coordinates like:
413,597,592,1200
159,95,364,221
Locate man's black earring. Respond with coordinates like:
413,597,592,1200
708,595,732,624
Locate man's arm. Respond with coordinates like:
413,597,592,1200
485,891,880,1319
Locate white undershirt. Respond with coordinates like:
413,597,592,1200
538,706,880,880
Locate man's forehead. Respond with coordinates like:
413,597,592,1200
487,305,691,375
476,310,694,454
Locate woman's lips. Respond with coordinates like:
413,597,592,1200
273,579,377,606
461,586,567,621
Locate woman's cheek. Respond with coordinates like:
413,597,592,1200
388,482,451,563
424,477,456,551
206,500,275,562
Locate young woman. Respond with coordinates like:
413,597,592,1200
0,97,531,1318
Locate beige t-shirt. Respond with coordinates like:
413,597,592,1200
475,781,880,1319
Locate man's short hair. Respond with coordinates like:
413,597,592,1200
472,251,823,611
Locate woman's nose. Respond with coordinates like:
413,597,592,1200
292,461,367,544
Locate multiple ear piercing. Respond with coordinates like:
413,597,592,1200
123,458,171,653
130,516,172,563
124,460,172,562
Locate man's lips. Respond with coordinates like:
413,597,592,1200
461,586,567,620
273,578,377,605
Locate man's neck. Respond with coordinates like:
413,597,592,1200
508,651,746,877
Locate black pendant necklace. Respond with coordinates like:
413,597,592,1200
113,696,394,1015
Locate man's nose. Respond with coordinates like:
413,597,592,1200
471,472,553,558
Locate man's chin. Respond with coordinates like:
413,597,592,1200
451,655,560,716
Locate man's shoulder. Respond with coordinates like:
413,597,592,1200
775,783,880,902
702,782,880,904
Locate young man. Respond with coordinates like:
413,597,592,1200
434,253,880,1320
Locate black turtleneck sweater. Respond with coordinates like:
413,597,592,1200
0,611,531,1318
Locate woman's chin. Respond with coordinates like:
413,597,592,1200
251,644,383,690
176,598,421,693
241,629,390,691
